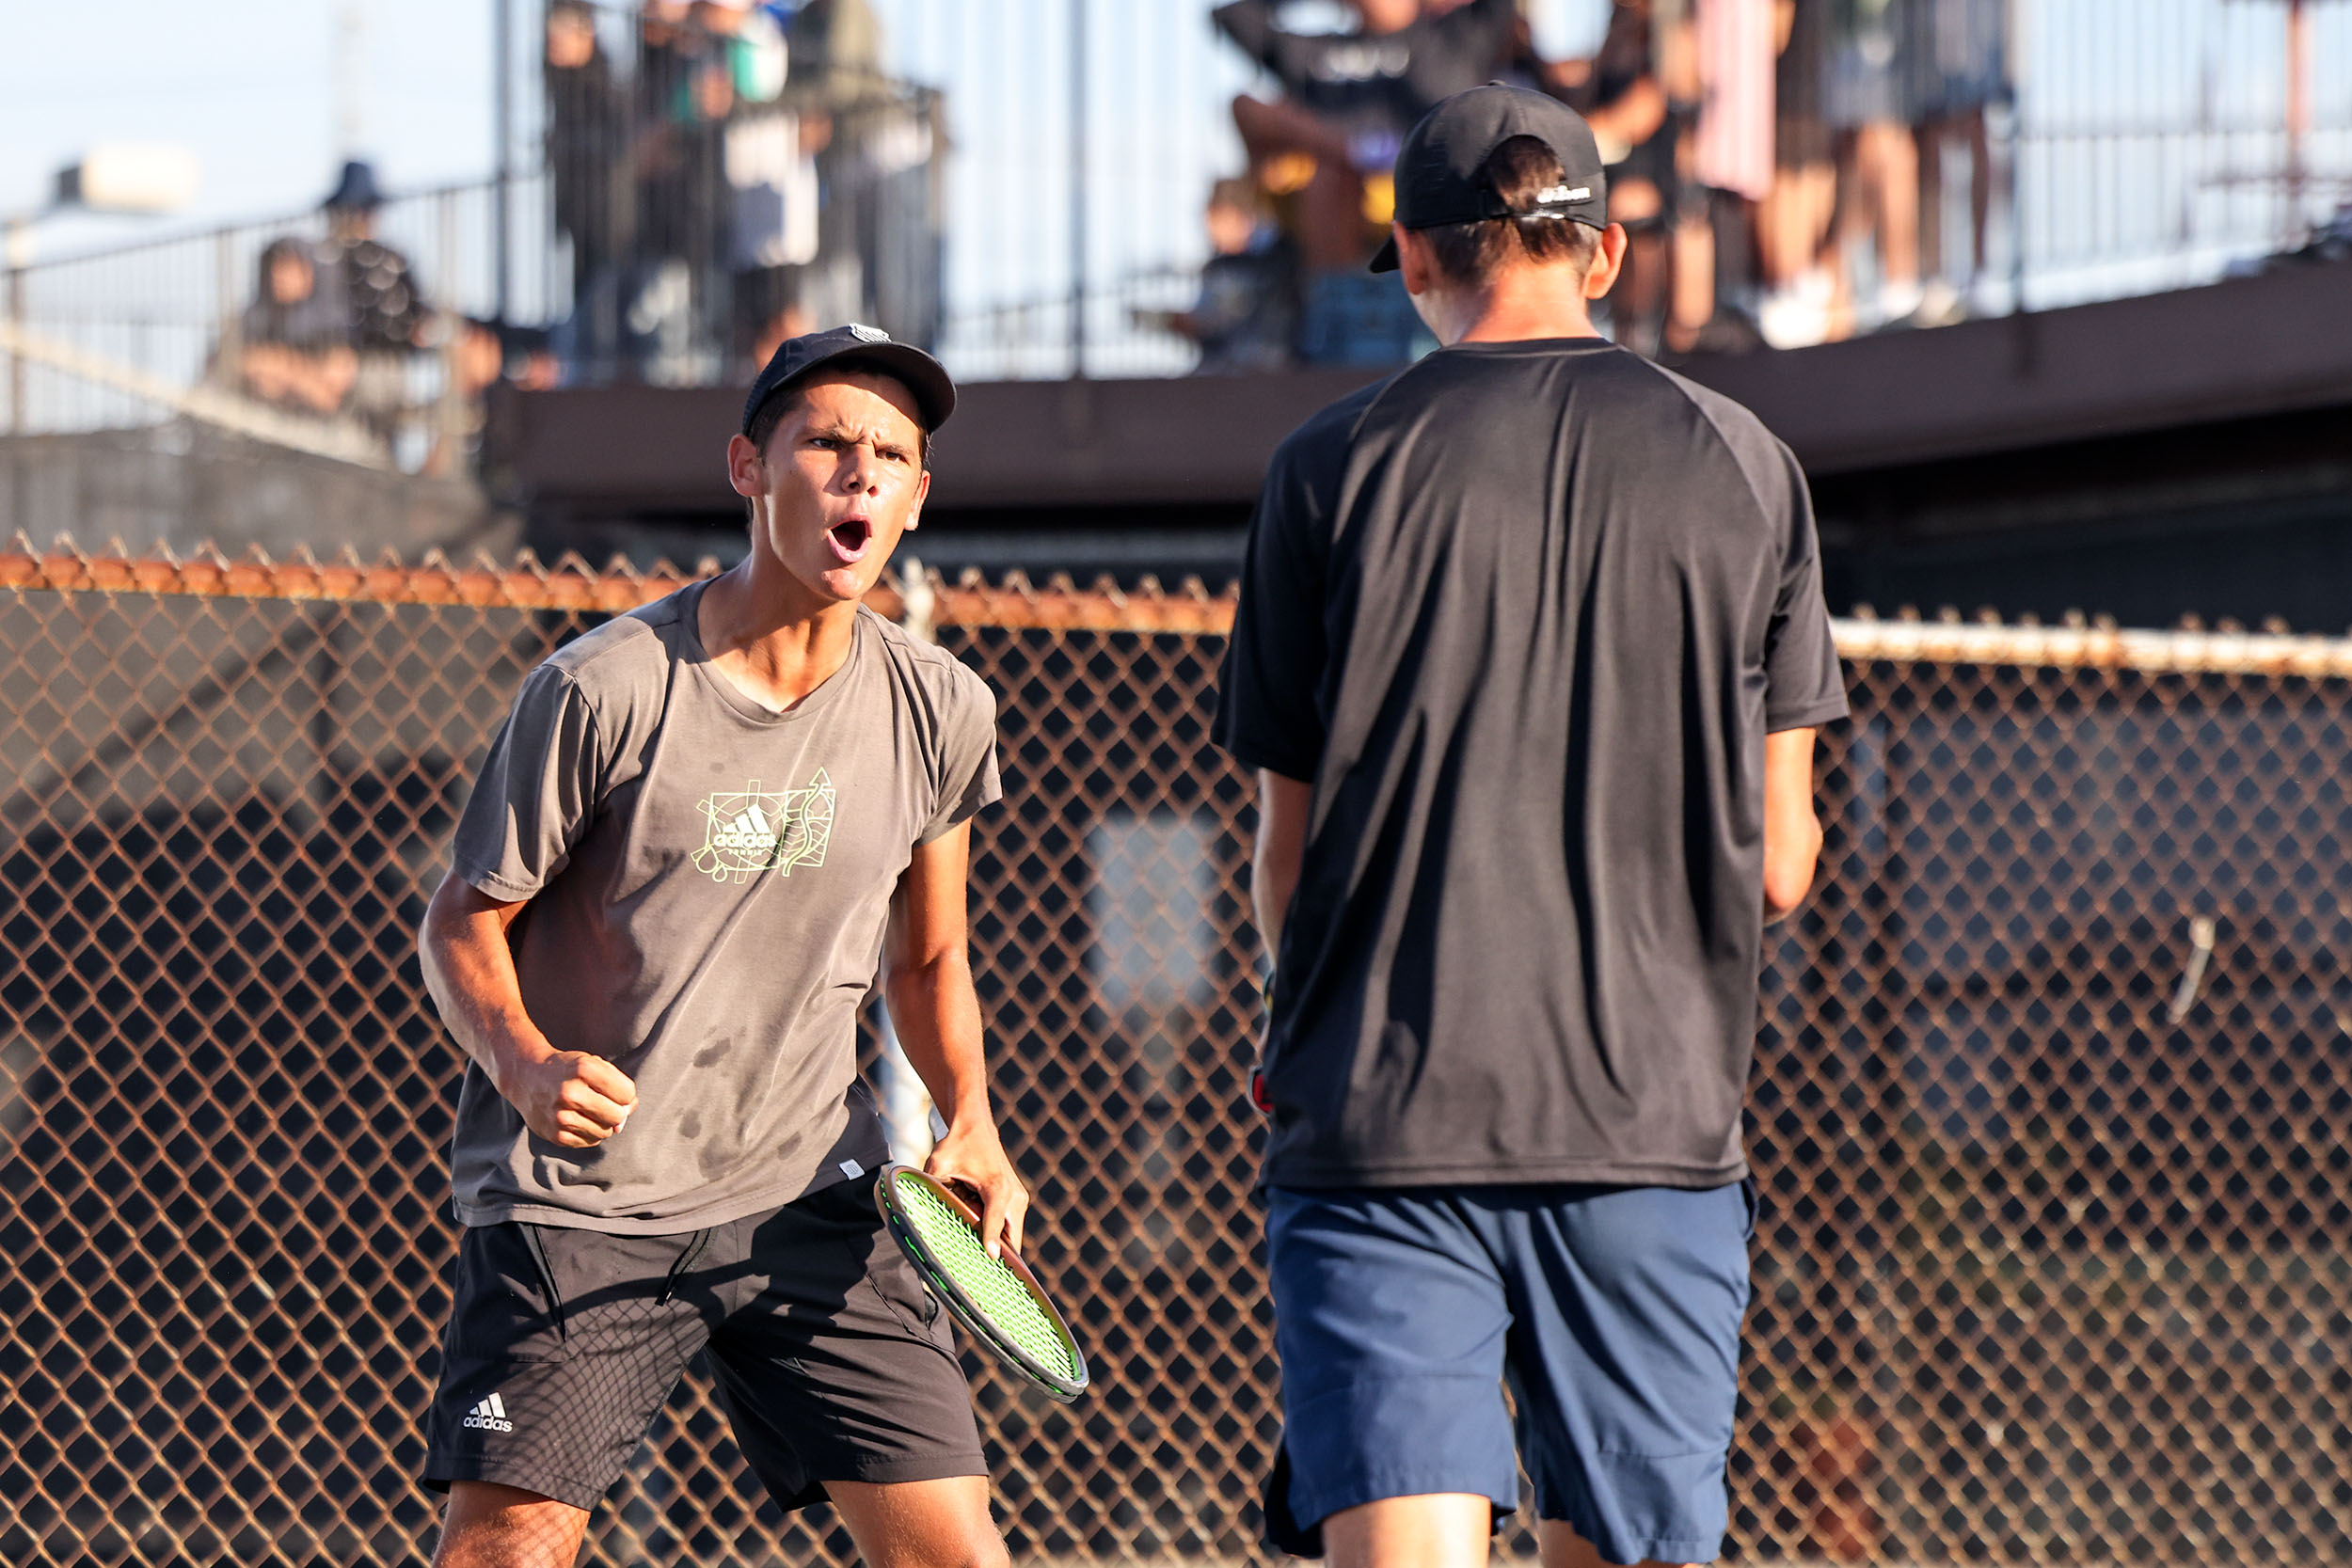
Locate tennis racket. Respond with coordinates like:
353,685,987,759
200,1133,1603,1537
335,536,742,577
872,1163,1089,1402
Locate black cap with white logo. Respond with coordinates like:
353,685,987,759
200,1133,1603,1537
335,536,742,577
740,323,957,437
1369,84,1609,275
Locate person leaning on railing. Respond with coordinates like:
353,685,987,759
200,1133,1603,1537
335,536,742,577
231,236,358,419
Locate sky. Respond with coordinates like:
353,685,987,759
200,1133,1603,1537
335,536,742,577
0,0,1606,270
0,0,498,261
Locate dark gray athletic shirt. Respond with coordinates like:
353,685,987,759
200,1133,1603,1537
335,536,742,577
1215,338,1848,1191
444,583,999,1233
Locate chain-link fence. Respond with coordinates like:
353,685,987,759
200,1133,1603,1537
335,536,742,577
3,547,2348,1566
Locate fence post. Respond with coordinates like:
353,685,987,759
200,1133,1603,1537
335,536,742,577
214,229,242,400
432,189,467,479
6,214,24,436
493,0,513,330
1069,0,1089,379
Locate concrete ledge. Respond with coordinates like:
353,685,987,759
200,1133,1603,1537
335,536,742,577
487,259,2352,518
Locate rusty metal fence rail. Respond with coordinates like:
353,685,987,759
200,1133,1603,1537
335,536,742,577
3,547,2349,1566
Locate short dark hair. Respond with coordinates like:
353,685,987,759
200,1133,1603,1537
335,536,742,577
741,372,934,523
1421,135,1601,290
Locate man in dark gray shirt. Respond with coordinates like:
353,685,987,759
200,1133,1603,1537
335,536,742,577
416,325,1021,1568
1216,88,1845,1568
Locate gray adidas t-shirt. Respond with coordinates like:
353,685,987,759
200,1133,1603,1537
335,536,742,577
443,582,1000,1233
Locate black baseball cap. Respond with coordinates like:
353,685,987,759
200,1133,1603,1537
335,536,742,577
1368,84,1609,274
739,323,957,439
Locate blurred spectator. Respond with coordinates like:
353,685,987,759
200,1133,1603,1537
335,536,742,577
430,316,562,473
788,0,894,107
782,0,943,348
1670,0,1775,354
716,0,804,372
722,0,792,105
726,0,882,372
745,298,816,375
1543,0,1681,354
1758,0,1838,346
1821,0,1921,333
1143,178,1300,373
631,2,732,381
234,238,357,418
320,160,428,440
545,0,637,379
526,0,940,384
1213,0,1516,365
321,161,426,352
1908,0,2007,321
726,109,822,372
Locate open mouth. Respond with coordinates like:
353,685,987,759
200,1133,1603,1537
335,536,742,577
826,516,874,562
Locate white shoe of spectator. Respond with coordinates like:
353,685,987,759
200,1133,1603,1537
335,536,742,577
1967,273,2012,318
1875,277,1926,328
1758,272,1833,349
1911,278,1968,327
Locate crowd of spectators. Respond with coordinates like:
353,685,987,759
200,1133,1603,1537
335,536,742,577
216,0,2016,430
542,0,937,387
1190,0,2011,370
219,0,934,463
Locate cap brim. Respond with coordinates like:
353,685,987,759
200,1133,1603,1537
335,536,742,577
1367,234,1400,275
745,341,958,436
830,343,957,433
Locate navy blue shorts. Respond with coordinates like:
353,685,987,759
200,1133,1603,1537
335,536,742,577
1264,1181,1756,1566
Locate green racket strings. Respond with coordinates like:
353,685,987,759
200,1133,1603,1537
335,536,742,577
894,1172,1079,1380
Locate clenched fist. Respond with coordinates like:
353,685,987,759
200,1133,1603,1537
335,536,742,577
502,1047,638,1148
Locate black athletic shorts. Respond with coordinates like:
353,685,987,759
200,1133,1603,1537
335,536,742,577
421,1180,986,1513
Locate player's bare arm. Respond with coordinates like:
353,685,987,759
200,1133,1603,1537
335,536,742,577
882,818,1030,1258
1761,726,1825,923
1250,768,1314,958
418,876,636,1147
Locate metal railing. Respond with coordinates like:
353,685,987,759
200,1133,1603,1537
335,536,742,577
5,0,2345,445
0,180,537,473
1,1,948,461
4,544,2351,1564
882,0,2352,370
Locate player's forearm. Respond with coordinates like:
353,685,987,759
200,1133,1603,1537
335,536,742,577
883,953,994,1131
1760,727,1824,923
1761,806,1824,923
418,879,556,1093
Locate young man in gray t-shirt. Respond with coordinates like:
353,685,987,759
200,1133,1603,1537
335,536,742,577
415,326,1023,1568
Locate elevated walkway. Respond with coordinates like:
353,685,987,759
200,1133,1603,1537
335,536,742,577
488,260,2352,626
493,258,2352,514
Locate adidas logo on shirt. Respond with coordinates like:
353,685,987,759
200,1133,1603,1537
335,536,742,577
461,1392,514,1433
